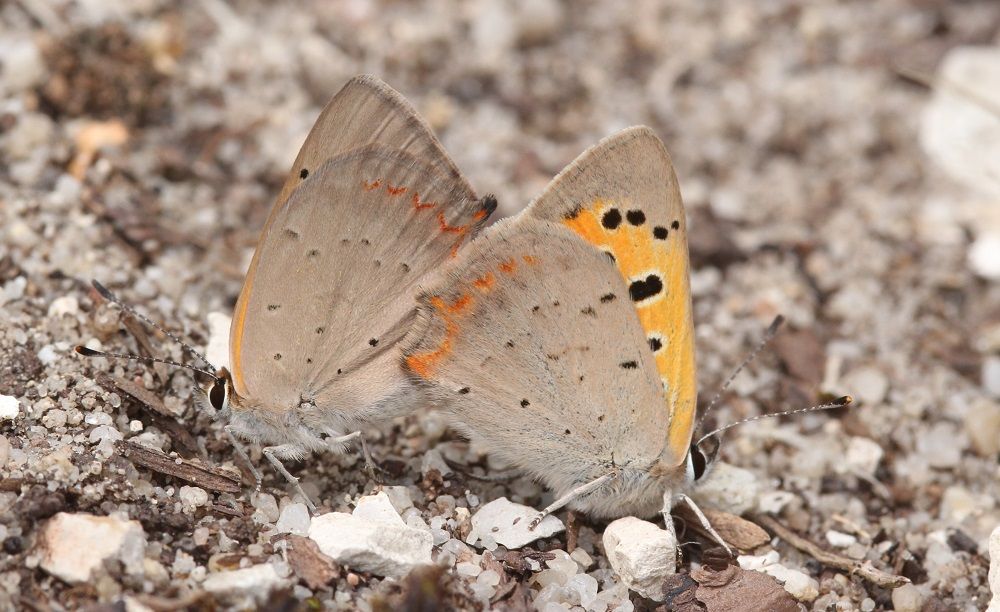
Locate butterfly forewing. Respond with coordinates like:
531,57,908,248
525,126,696,467
403,219,669,489
231,126,491,414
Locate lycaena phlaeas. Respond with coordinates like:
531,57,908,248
77,75,496,510
402,127,849,545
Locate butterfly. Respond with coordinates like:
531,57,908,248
80,76,496,510
401,126,725,532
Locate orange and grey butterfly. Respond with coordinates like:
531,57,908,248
403,127,698,519
221,76,495,470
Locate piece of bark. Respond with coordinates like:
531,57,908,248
286,535,340,589
120,441,241,493
98,373,200,455
692,564,799,612
675,505,770,552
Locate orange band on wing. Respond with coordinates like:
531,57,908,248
563,200,696,464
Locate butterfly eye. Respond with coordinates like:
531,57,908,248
209,379,227,410
690,444,708,481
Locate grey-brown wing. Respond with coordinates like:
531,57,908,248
524,126,697,467
232,146,492,412
402,218,669,490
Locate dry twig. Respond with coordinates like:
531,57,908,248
753,514,909,589
120,440,241,493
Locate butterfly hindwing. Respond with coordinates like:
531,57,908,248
403,219,670,493
525,126,696,467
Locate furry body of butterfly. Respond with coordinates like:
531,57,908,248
215,76,495,464
404,127,705,519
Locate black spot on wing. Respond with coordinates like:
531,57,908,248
267,304,280,311
369,338,378,347
299,168,309,179
619,360,638,369
629,275,664,302
564,204,582,220
626,210,646,226
653,226,668,240
520,399,530,407
284,229,300,239
274,353,282,361
581,306,596,316
649,336,663,352
458,387,470,394
602,208,622,230
307,249,320,257
671,220,680,230
600,293,616,303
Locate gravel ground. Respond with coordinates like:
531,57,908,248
2,0,1000,610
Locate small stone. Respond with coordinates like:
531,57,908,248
456,561,481,577
757,491,798,514
179,486,209,511
37,513,146,583
988,525,1000,612
276,503,311,535
966,399,1000,456
353,492,405,525
892,583,924,612
940,485,991,523
202,564,289,606
603,517,677,601
421,446,454,477
693,462,760,515
0,395,20,420
252,493,280,524
916,422,964,469
570,547,594,569
477,569,501,587
984,356,1000,397
971,236,1000,280
843,436,883,476
546,549,579,577
308,510,433,577
468,497,564,549
48,296,79,318
204,312,232,372
843,366,889,405
383,486,414,514
566,572,599,607
824,530,857,548
193,527,210,546
738,553,819,602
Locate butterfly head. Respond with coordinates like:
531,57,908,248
206,367,234,413
685,432,720,484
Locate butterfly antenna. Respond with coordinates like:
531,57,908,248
696,395,853,447
89,279,216,371
74,345,220,380
695,315,785,435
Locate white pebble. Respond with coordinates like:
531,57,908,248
179,486,209,511
308,510,433,577
456,561,481,577
477,569,501,586
468,497,564,549
546,549,579,577
692,461,760,514
825,530,857,548
48,296,79,317
603,517,677,601
988,524,1000,612
0,395,21,420
202,564,288,606
38,513,146,583
892,583,924,612
843,436,883,476
252,493,280,524
984,356,1000,397
275,502,311,535
570,547,594,569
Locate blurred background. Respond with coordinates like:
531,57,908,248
1,0,1000,610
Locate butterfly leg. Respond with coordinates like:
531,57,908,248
261,444,317,514
528,472,615,530
223,425,264,489
326,431,379,483
671,493,733,556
